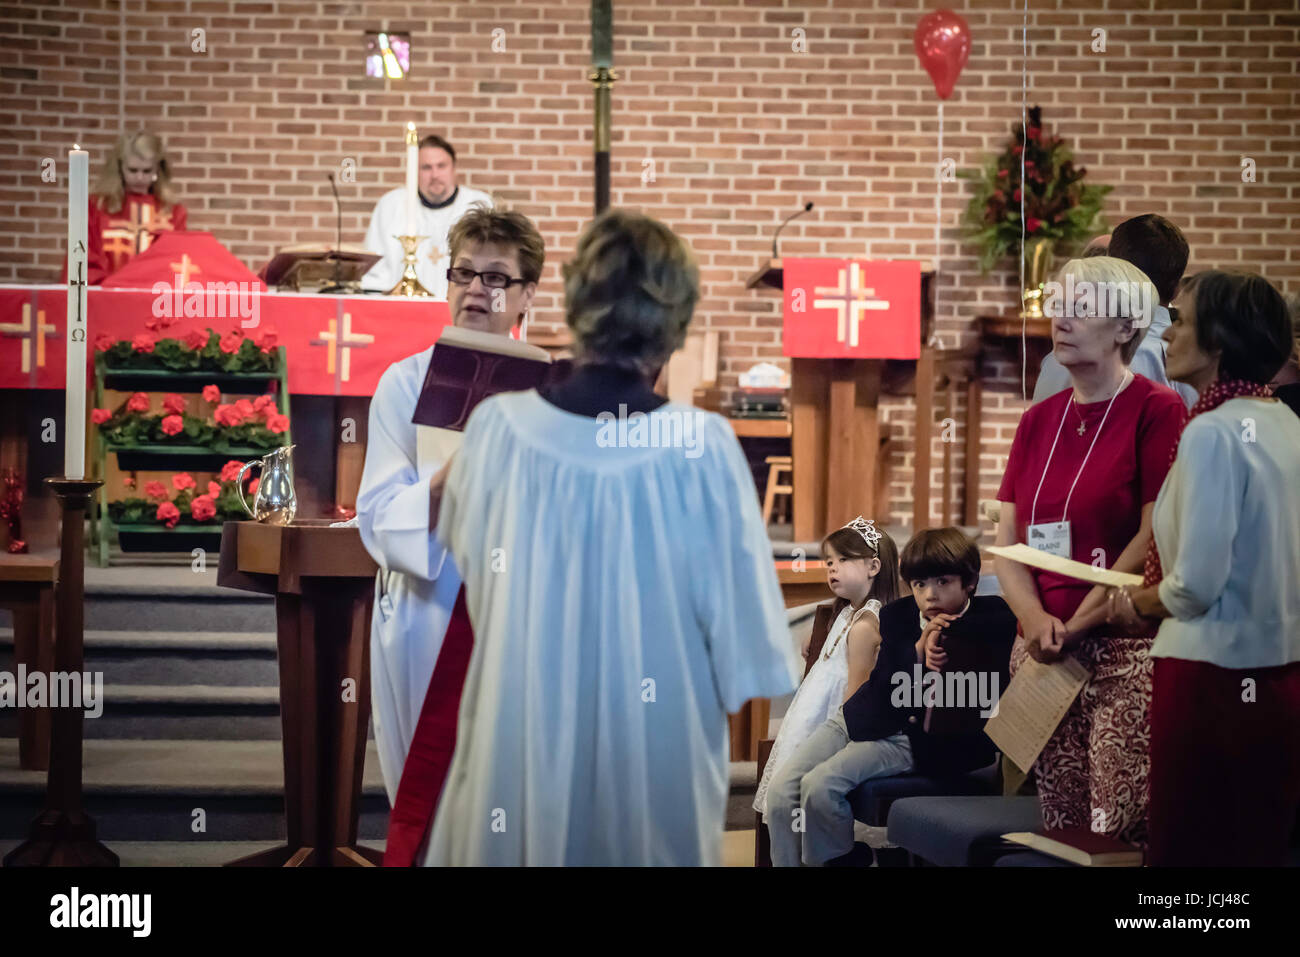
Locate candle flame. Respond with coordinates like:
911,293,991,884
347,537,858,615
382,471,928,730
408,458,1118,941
73,143,80,150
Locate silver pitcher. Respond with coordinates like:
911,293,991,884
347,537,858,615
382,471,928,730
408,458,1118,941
236,445,297,525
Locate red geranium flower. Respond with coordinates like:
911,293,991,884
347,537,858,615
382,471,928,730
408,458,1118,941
202,384,221,403
160,414,184,437
132,333,156,353
267,413,290,434
219,332,243,354
219,460,244,483
144,481,168,501
997,168,1009,179
247,477,260,496
126,392,150,413
257,331,278,353
190,494,217,522
185,330,209,351
145,317,161,332
156,501,181,528
207,481,222,498
171,472,197,491
234,399,255,419
123,476,135,489
91,408,112,425
1026,216,1043,233
162,393,186,415
253,394,276,416
214,404,245,428
94,334,115,352
1012,188,1022,203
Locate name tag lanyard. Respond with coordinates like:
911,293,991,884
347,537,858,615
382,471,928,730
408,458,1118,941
1029,370,1130,533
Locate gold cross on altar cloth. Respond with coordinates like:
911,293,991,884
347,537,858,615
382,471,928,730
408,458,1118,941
0,303,58,373
313,313,376,382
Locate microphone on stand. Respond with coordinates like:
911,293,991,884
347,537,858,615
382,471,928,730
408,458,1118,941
320,173,346,294
771,201,814,260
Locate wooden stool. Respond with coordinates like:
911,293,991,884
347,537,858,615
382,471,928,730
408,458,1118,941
762,455,793,526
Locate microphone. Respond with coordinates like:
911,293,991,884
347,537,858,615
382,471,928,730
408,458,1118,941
772,201,814,260
320,173,345,294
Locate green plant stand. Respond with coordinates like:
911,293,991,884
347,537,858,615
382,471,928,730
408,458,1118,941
89,347,292,567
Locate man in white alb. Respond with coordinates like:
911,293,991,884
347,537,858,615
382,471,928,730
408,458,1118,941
360,133,493,298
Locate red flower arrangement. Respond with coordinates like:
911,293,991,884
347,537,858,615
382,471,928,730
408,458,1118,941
190,494,217,522
144,480,168,501
108,467,263,529
202,384,221,403
172,472,197,492
160,414,184,436
156,501,181,529
126,392,151,413
162,393,187,415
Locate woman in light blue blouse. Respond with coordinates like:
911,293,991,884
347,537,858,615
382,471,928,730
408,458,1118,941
1108,270,1300,866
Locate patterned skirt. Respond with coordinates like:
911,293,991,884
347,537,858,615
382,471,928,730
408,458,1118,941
1009,632,1153,847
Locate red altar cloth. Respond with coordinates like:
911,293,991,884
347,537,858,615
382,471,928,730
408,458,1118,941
0,285,450,397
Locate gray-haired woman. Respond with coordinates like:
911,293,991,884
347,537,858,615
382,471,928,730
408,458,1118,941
422,209,800,866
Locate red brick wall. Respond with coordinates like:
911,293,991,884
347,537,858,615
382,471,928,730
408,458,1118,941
3,0,1297,532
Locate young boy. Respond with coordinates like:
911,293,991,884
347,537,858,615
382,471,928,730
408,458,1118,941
767,527,1017,867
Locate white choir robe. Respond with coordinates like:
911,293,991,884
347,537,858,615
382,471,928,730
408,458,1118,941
355,344,462,805
425,390,802,866
361,185,493,298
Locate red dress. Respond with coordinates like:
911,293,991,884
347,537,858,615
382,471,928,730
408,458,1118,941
86,192,187,284
997,375,1185,845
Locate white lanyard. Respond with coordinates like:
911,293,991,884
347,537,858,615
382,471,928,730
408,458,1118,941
1029,371,1129,527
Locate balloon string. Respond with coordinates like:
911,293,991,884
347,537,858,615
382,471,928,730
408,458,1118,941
1020,0,1029,401
935,99,943,349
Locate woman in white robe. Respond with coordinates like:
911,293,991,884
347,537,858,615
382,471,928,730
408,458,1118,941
424,210,801,865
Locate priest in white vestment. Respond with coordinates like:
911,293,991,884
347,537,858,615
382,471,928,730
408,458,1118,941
356,207,543,807
360,133,492,298
425,210,801,866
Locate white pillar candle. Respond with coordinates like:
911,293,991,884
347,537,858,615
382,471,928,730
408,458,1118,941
65,146,89,480
405,121,418,235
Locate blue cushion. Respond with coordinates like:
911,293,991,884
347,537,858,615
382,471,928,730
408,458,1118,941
887,796,1043,867
847,761,1000,826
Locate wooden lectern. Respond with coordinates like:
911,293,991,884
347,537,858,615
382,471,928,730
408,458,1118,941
217,520,382,867
747,259,934,542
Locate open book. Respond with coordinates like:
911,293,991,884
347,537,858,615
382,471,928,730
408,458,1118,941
986,544,1143,588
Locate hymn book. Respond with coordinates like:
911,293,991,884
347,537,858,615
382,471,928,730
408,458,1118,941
983,654,1089,774
412,326,557,477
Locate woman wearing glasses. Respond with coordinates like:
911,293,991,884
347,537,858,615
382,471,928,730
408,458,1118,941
355,206,542,865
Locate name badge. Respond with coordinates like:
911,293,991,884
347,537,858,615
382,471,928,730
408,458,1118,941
1027,521,1072,559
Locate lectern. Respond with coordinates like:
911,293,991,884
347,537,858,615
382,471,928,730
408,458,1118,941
747,258,934,542
217,520,382,867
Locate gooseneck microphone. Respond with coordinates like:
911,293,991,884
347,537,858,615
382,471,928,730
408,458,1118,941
320,173,345,294
772,201,815,259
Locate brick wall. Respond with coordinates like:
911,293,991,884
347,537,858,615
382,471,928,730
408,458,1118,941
2,0,1297,531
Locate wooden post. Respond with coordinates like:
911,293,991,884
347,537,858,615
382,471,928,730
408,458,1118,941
4,478,118,868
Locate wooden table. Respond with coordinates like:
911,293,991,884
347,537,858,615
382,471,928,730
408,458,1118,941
729,418,792,439
0,551,59,771
217,520,382,867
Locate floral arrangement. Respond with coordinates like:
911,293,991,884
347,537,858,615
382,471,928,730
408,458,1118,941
94,327,280,374
108,461,261,529
92,386,289,451
958,105,1112,273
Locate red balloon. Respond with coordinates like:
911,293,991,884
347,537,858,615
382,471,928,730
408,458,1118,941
914,10,971,100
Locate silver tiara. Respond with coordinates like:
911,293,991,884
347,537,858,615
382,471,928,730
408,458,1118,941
843,516,882,551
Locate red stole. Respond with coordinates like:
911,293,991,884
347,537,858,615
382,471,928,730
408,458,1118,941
382,585,475,867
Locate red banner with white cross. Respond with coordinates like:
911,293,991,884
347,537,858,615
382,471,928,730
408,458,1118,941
781,258,921,359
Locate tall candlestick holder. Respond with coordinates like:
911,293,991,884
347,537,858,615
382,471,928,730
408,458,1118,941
4,477,117,867
388,234,432,297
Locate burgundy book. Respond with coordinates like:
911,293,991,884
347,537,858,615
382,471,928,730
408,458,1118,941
411,325,555,431
1003,828,1144,867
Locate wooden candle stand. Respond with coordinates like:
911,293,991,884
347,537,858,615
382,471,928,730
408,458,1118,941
4,477,118,867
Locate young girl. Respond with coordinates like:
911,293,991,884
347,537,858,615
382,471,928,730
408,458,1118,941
753,517,900,818
86,131,187,284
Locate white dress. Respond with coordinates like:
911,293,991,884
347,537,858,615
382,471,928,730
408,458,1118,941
752,599,881,817
424,390,802,865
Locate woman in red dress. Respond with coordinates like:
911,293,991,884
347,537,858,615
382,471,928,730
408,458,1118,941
85,131,187,284
994,256,1186,846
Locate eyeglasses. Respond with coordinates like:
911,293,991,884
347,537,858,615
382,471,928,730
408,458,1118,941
446,267,528,289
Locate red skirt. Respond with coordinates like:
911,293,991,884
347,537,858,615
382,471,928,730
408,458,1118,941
1148,656,1300,866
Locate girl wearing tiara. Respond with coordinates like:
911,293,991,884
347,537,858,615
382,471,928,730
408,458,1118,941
754,517,900,820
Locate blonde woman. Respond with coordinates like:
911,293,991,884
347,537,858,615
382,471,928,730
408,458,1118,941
85,131,187,283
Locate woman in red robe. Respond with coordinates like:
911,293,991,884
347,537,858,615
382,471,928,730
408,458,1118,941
84,131,187,284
